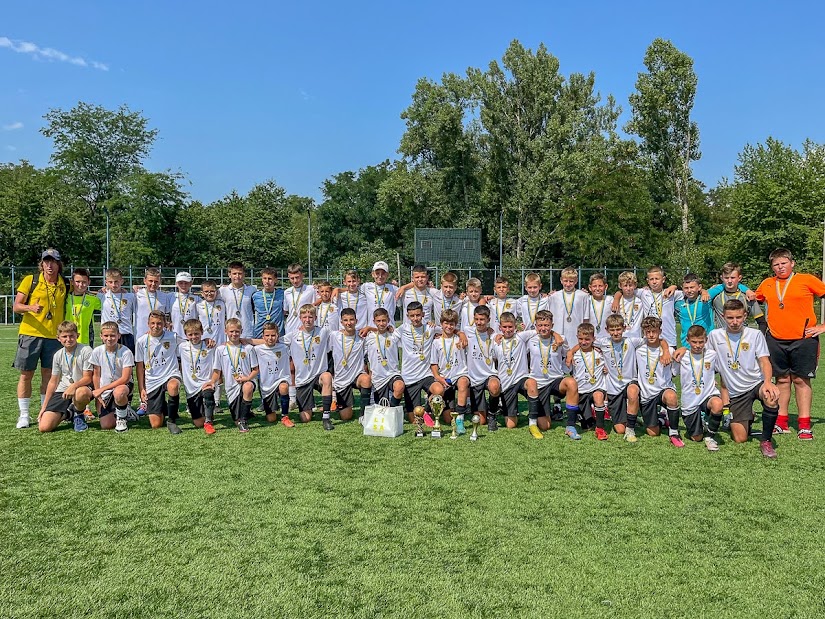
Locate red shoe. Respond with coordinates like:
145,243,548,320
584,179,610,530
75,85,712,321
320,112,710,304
204,421,216,435
595,427,609,441
760,440,777,459
281,415,295,428
669,435,685,448
603,410,612,421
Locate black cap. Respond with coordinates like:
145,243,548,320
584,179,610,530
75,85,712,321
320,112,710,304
41,248,61,261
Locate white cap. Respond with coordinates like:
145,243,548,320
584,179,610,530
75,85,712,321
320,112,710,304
175,271,193,283
372,261,389,273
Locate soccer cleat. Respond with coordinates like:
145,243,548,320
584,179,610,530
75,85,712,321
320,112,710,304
798,429,814,441
595,427,609,441
456,417,466,435
137,401,147,416
238,419,250,433
115,417,128,433
603,410,612,421
488,415,498,432
624,428,638,443
358,415,364,426
551,405,564,421
528,425,544,439
281,415,295,428
323,418,335,431
704,436,719,452
565,425,581,440
288,399,298,411
73,415,88,432
669,435,685,448
83,408,96,421
423,412,435,427
760,440,777,459
125,406,139,422
721,413,732,431
203,421,216,435
16,414,30,429
167,421,182,435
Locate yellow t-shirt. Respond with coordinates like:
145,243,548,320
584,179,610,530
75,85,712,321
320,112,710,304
16,274,69,339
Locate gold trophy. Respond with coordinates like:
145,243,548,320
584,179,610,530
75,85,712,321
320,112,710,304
429,395,444,439
470,414,480,441
450,411,458,439
413,405,426,438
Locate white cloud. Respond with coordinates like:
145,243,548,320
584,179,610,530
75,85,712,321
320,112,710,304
2,121,23,131
0,36,109,71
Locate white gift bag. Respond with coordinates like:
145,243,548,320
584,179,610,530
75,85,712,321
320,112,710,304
363,398,404,438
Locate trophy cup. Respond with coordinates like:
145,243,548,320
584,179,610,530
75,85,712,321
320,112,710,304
429,395,444,438
413,405,426,438
470,414,480,441
450,411,459,439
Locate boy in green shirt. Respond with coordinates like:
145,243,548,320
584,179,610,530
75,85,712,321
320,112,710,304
66,268,101,346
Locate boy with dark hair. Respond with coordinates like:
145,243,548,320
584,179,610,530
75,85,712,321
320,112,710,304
587,273,610,336
674,273,714,347
548,267,591,346
179,319,218,434
487,276,519,333
366,308,405,412
219,262,257,338
98,268,137,353
569,323,608,439
135,310,182,434
398,264,435,324
66,268,101,346
492,311,538,432
252,267,285,338
636,316,682,446
463,305,501,426
134,267,172,340
336,270,369,330
330,308,372,422
429,309,471,432
254,321,293,427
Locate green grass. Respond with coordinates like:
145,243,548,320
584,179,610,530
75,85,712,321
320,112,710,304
1,325,824,619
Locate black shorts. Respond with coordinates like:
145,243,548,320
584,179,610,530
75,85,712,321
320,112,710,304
501,378,530,417
186,389,215,420
766,333,819,378
373,375,403,404
327,351,335,377
640,389,674,428
607,382,637,426
99,383,134,417
729,383,773,424
536,378,565,417
578,390,605,422
146,385,169,416
228,394,245,420
262,390,285,415
403,376,435,412
296,376,325,413
45,392,72,417
335,375,369,410
681,410,704,437
13,335,62,371
120,333,136,355
470,378,493,413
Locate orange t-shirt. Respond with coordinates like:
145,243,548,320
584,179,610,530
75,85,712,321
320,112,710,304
755,273,825,340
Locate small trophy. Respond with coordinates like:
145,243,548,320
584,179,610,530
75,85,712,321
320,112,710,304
470,414,480,441
429,395,444,439
450,411,458,440
413,405,426,438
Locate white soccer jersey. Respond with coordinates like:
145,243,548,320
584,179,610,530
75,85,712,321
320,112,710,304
136,332,181,395
464,328,498,386
570,348,607,395
90,344,135,400
392,323,437,383
516,294,548,330
488,297,520,333
678,349,722,413
196,299,227,344
178,341,216,396
365,331,401,390
337,290,369,330
547,290,591,345
220,284,257,338
430,289,464,325
429,334,468,382
596,336,644,395
525,331,569,387
317,302,340,332
640,289,682,347
254,343,291,396
213,342,258,404
459,300,483,332
362,282,398,326
635,343,676,403
170,292,201,340
282,326,331,387
401,286,435,324
707,327,770,397
98,291,136,335
51,344,93,393
283,284,317,333
493,333,530,391
588,296,611,337
617,295,644,338
330,332,367,391
135,290,173,340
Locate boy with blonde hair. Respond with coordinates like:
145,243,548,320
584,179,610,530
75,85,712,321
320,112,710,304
134,267,172,340
636,316,682,446
429,309,471,431
178,318,218,434
548,268,591,346
220,262,257,338
90,321,135,433
517,272,548,330
98,268,137,353
569,323,608,439
366,308,405,410
487,276,519,333
252,267,285,337
614,271,643,337
38,321,94,433
336,270,369,330
210,317,259,432
254,321,293,426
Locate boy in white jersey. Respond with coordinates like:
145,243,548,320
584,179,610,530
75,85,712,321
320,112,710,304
196,280,226,413
459,278,486,331
135,311,182,434
133,267,172,340
38,321,94,433
636,316,683,446
516,272,548,330
428,271,463,326
366,308,405,412
315,281,340,331
283,263,317,408
613,271,644,337
90,321,135,433
429,309,471,433
492,312,540,433
178,319,218,434
98,268,137,353
587,273,611,337
282,304,335,430
337,270,368,330
218,262,257,338
596,314,645,442
463,305,501,427
569,323,609,439
253,322,293,427
673,325,724,451
487,276,519,333
397,264,435,324
391,302,439,424
210,317,258,432
362,261,398,327
547,267,590,345
706,299,780,458
330,308,372,422
170,272,200,341
639,266,682,348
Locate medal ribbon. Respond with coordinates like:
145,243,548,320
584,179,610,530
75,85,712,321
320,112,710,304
579,350,596,381
725,331,743,367
441,335,455,366
70,293,87,323
105,346,120,377
527,296,540,325
108,292,123,320
189,342,204,378
685,298,700,324
178,293,192,319
591,297,605,330
232,286,245,314
621,297,636,325
145,289,158,312
611,340,626,376
300,328,317,364
562,291,575,322
538,337,552,372
475,328,492,364
227,343,243,376
375,333,388,364
645,346,660,383
341,333,355,366
775,273,795,308
262,291,276,317
689,351,705,391
502,337,516,370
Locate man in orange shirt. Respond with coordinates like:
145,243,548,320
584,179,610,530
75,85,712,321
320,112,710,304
755,248,825,439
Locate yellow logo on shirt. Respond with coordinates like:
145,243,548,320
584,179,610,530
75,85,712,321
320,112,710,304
742,342,750,351
705,362,711,370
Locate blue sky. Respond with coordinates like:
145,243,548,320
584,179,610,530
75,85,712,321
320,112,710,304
2,1,823,204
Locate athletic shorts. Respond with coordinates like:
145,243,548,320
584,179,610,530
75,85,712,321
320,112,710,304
403,376,435,412
327,351,335,377
120,333,136,355
45,391,72,417
640,389,674,428
335,375,369,410
13,335,62,372
606,382,637,426
146,385,169,416
536,378,565,416
729,383,773,424
296,376,325,413
228,394,246,420
185,388,215,420
681,396,718,437
501,378,531,417
99,383,134,417
578,390,605,424
373,375,403,404
262,385,288,415
470,378,493,413
766,333,819,379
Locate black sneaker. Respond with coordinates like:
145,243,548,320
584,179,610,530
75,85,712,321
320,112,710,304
323,418,335,431
167,421,182,435
551,405,564,421
238,419,250,433
487,415,498,432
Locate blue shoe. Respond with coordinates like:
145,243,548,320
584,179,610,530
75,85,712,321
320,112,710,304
73,415,88,432
565,425,581,440
456,416,466,435
136,402,147,417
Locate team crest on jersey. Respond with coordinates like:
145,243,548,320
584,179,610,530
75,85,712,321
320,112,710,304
596,358,602,366
705,362,711,369
120,299,127,307
216,306,222,312
275,351,282,359
742,342,750,351
163,341,170,349
200,350,208,357
314,336,321,344
505,302,512,309
189,296,195,302
634,304,640,310
386,338,392,347
240,351,247,359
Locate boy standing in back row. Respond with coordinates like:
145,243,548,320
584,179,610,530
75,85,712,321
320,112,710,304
220,262,257,338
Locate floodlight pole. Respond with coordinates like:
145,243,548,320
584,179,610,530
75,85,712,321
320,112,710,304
105,207,110,271
499,210,503,275
307,207,312,283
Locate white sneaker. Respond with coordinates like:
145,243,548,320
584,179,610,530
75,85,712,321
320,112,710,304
704,436,719,452
16,414,30,429
115,417,128,433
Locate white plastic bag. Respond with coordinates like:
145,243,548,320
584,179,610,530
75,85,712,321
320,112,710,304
363,397,404,438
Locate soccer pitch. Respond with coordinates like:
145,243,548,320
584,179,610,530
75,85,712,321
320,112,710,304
1,325,823,619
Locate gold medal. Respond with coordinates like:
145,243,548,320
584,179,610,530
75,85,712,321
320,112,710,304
191,372,198,380
648,377,655,384
485,359,491,365
731,362,740,370
419,354,425,361
542,367,548,375
617,374,623,381
589,377,596,385
506,368,513,375
381,359,388,367
694,387,701,395
233,373,240,380
341,360,348,367
303,358,309,365
265,314,271,321
445,363,452,370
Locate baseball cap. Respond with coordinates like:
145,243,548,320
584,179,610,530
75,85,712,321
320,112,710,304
41,248,61,261
372,261,389,272
175,271,193,283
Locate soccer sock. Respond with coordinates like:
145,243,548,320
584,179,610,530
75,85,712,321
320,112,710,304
566,404,580,427
799,416,812,431
456,403,468,420
359,387,372,409
667,407,681,436
389,394,401,407
722,403,730,414
489,394,500,413
115,405,128,420
237,399,251,422
527,396,540,425
214,384,221,406
279,394,290,417
322,395,332,418
707,413,723,436
627,414,638,430
67,403,80,419
203,389,215,422
777,413,789,430
167,394,180,422
18,398,30,417
594,405,606,429
761,408,779,441
289,385,297,400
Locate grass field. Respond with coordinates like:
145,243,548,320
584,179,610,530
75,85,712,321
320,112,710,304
1,325,824,619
